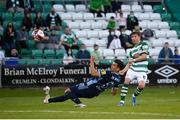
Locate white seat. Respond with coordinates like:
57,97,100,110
60,13,72,20
53,4,65,12
72,13,83,20
149,13,161,21
95,39,107,48
98,30,109,38
103,49,115,59
68,22,80,29
65,4,75,12
131,5,142,12
75,4,87,12
143,5,153,13
155,30,166,38
123,12,130,18
134,12,140,18
82,39,95,47
125,30,132,35
115,49,127,59
174,39,180,47
94,13,106,20
149,48,161,58
138,13,150,21
91,21,103,30
151,39,163,47
147,21,158,30
139,21,148,29
106,13,116,20
121,5,131,12
158,21,169,30
83,13,94,20
166,30,177,38
75,30,87,38
87,30,99,38
79,22,91,30
115,30,121,36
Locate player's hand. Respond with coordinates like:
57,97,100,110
111,88,118,96
128,59,134,65
90,56,95,63
119,70,125,75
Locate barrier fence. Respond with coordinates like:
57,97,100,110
1,64,180,87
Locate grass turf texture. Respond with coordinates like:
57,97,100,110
0,86,180,119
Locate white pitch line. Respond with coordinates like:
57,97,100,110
0,110,180,118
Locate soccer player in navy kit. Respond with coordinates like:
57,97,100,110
43,57,125,108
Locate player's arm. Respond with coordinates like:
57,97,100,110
90,56,99,77
119,63,130,75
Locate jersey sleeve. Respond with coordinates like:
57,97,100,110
141,42,149,54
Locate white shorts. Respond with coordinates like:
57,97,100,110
125,69,147,83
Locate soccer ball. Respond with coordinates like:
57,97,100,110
32,29,45,40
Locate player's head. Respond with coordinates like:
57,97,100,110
111,59,125,72
130,31,141,44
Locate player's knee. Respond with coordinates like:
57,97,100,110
138,81,145,88
124,78,131,84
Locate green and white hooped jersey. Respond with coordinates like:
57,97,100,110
128,41,149,73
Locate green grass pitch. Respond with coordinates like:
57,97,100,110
0,86,180,119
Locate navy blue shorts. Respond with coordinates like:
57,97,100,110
70,83,102,98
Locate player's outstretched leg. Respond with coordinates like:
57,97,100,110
118,84,129,106
132,87,144,106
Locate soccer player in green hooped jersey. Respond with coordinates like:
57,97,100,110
118,31,149,106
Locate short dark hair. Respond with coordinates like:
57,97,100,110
130,31,141,37
114,59,125,69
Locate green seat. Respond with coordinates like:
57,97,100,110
99,59,113,65
26,59,39,65
148,58,156,65
14,13,24,21
72,49,78,57
39,59,51,65
55,49,66,59
51,59,63,65
34,4,43,12
44,49,55,58
176,30,180,39
26,40,36,49
161,13,172,21
13,21,21,30
169,21,180,30
42,13,48,20
2,12,13,21
153,5,164,13
3,21,13,28
32,49,43,58
19,49,32,58
0,4,6,12
18,59,27,65
43,4,52,12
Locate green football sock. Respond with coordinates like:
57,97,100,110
120,84,129,103
133,87,143,97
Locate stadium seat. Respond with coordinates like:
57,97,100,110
143,5,153,13
79,22,91,30
115,49,127,59
138,13,150,21
103,49,115,59
158,21,169,30
55,49,66,59
131,5,142,12
160,13,172,21
26,40,36,49
149,47,161,58
98,30,109,38
72,49,78,57
43,4,52,12
106,13,116,20
166,30,177,38
44,49,55,59
32,49,43,58
154,30,166,38
94,13,106,20
91,21,103,30
60,13,72,20
39,59,51,65
150,39,163,47
65,4,75,12
75,30,87,38
87,30,99,38
121,5,131,12
18,59,27,65
169,21,180,30
19,49,32,58
83,13,94,20
68,22,80,29
75,4,87,12
82,39,95,48
147,21,158,30
2,12,13,21
162,39,175,47
150,13,161,21
51,59,63,65
153,5,164,13
99,59,113,65
174,40,180,47
139,21,148,29
72,13,83,21
14,12,24,21
95,39,107,48
53,4,65,12
26,59,39,65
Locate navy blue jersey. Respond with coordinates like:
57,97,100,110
85,69,121,91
